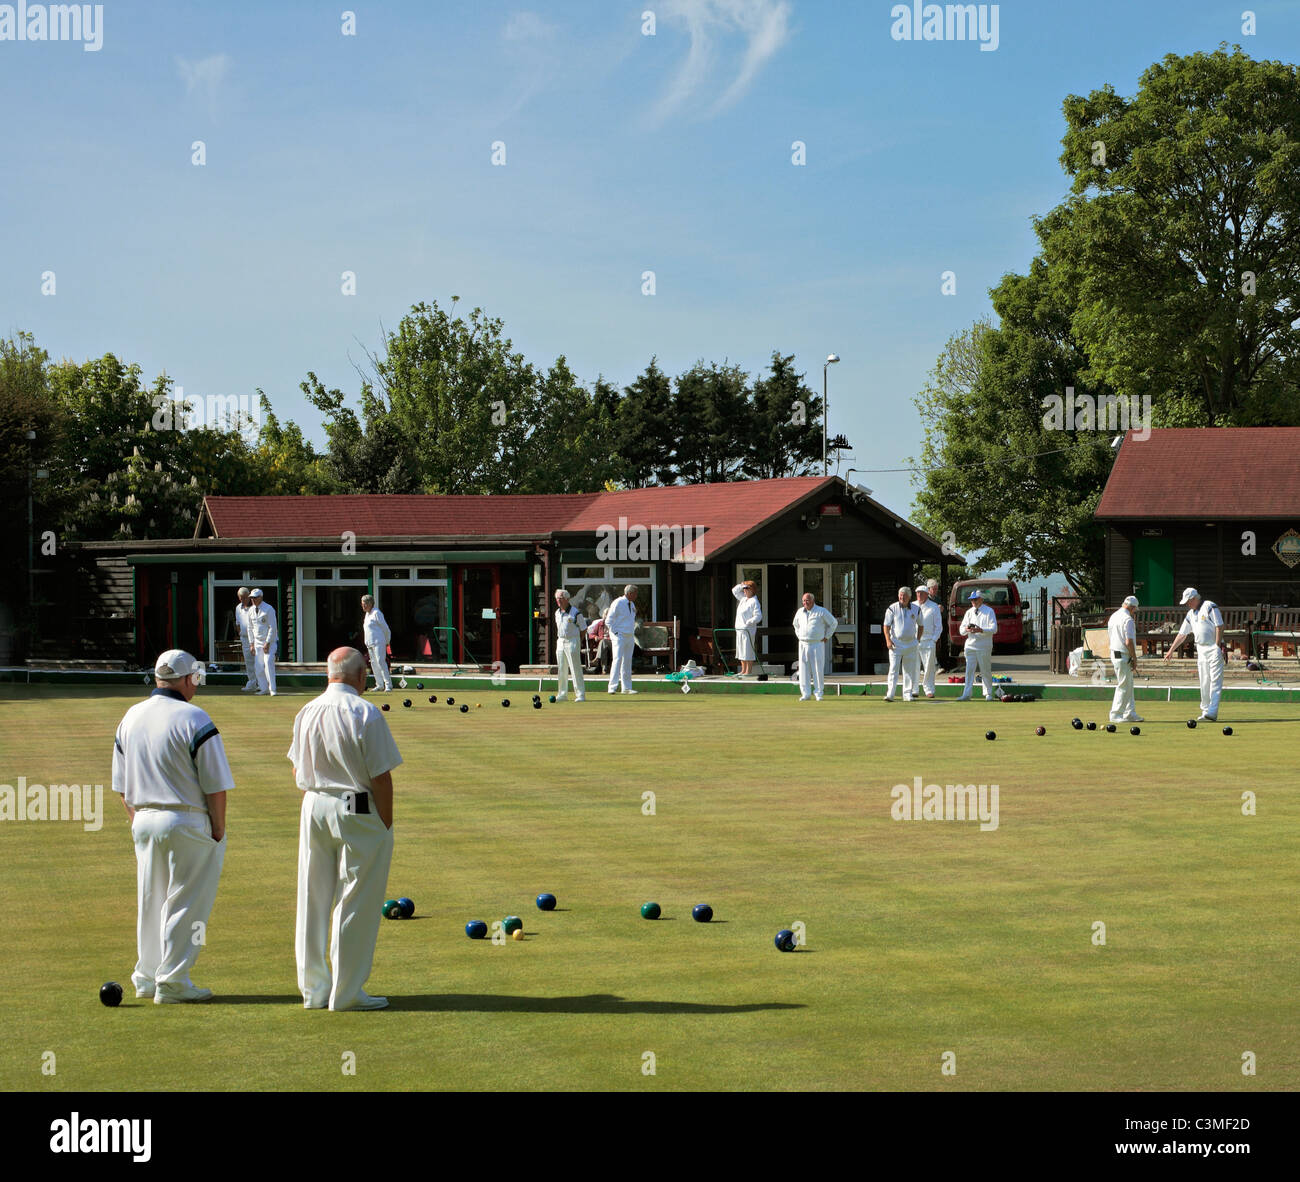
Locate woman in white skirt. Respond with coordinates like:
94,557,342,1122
732,581,762,675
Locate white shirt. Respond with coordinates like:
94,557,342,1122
793,605,837,642
916,598,942,644
247,601,278,647
1177,601,1223,648
363,608,391,647
235,601,252,642
605,595,638,636
1107,607,1136,655
112,689,234,810
287,682,403,795
555,603,586,642
883,600,919,646
960,604,998,650
733,586,762,631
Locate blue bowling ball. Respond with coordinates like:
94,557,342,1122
465,920,488,940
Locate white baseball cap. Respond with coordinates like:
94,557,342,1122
250,587,264,599
1179,587,1200,604
914,585,928,595
968,589,984,600
1123,595,1139,608
154,649,204,682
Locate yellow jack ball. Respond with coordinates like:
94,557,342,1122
511,929,525,941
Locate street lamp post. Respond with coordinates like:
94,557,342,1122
25,430,35,614
822,354,840,475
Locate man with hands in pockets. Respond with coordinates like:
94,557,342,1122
289,647,402,1012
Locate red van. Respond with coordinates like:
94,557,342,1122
947,578,1025,653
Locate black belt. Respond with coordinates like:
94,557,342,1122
1112,651,1130,659
311,789,370,813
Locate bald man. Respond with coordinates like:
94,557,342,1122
288,647,402,1011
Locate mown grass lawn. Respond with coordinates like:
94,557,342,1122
1,685,1295,1091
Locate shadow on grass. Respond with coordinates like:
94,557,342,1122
214,995,305,1005
384,994,806,1015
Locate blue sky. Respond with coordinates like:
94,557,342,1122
3,0,1296,534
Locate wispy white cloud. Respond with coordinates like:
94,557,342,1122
496,11,560,121
648,0,792,126
176,53,231,120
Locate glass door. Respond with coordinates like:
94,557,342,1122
798,562,857,673
458,566,498,668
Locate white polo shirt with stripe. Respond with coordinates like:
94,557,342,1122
112,689,234,810
287,682,403,795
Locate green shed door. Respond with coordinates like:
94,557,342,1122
1132,538,1174,605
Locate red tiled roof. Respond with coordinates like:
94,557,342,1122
1095,429,1300,519
557,476,833,558
201,494,597,539
201,477,842,560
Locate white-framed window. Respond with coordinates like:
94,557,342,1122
562,564,655,624
297,567,370,662
209,572,280,659
375,566,450,662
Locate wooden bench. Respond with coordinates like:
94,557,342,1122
1254,606,1300,659
1130,607,1185,657
1218,605,1257,658
690,627,727,674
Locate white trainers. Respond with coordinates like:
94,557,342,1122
625,689,639,695
155,984,213,1004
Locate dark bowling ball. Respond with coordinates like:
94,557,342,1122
99,982,123,1007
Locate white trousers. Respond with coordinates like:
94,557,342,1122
1110,654,1137,720
255,643,277,695
960,645,993,699
608,633,634,692
241,639,257,688
131,808,225,994
918,641,938,695
797,639,826,700
296,790,394,1011
1196,645,1224,718
886,643,920,699
557,637,585,700
367,644,393,691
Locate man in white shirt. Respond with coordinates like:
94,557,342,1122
236,586,257,692
604,585,640,695
247,588,278,696
554,589,586,702
793,592,838,701
1107,594,1143,723
288,647,403,1012
915,585,943,699
112,649,232,1004
1163,587,1225,721
957,589,999,701
882,586,921,702
361,594,394,692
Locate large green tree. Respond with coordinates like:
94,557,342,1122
1053,45,1300,423
366,298,538,494
913,46,1300,592
744,352,824,479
